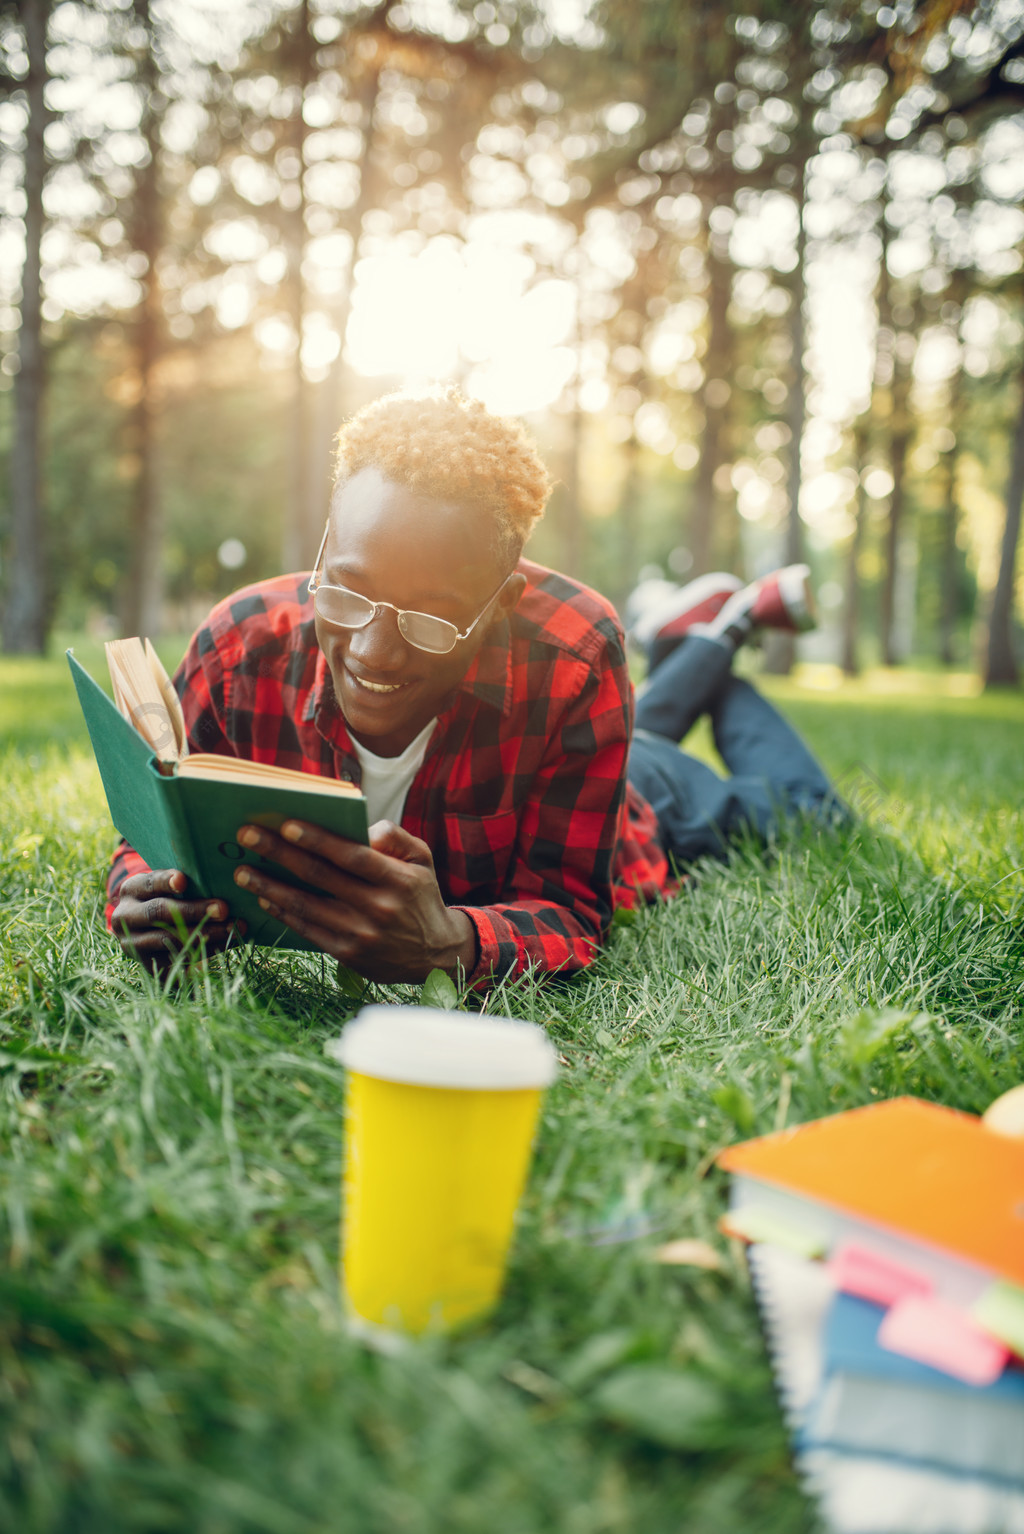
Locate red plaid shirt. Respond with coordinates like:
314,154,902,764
107,557,669,984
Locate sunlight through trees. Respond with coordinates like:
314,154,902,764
0,0,1021,682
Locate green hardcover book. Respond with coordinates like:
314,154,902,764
68,649,369,952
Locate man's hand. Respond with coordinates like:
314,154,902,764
232,819,478,984
111,869,243,971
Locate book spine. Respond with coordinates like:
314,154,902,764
158,771,206,895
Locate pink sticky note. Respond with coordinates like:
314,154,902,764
878,1296,1010,1386
829,1243,934,1309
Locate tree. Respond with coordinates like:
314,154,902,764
690,190,734,579
985,360,1024,686
48,0,198,638
121,0,165,639
936,277,967,665
839,0,1024,673
878,281,919,667
3,0,48,654
226,0,508,571
281,0,315,574
549,0,871,648
762,149,810,676
841,417,869,675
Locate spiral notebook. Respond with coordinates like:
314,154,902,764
749,1244,1024,1534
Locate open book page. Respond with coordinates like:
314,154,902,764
143,638,188,758
178,755,361,797
101,642,361,799
105,637,187,764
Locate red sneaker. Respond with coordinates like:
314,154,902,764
748,564,816,633
701,564,818,650
630,571,744,649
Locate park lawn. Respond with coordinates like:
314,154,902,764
0,650,1021,1533
0,635,193,753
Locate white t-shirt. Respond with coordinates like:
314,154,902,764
349,718,437,828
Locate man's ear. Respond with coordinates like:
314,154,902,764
493,571,527,628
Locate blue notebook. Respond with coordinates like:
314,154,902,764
748,1244,1024,1532
799,1290,1024,1488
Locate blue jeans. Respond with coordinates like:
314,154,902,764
628,634,840,866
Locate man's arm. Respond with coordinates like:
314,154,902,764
227,644,631,985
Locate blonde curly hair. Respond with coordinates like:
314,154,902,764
333,388,551,564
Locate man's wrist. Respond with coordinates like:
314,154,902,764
434,907,478,980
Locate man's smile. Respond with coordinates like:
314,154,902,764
339,659,422,706
352,674,410,694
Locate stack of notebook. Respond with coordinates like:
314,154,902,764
716,1097,1024,1534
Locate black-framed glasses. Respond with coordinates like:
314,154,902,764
307,519,513,655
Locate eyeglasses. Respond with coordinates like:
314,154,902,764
308,520,512,656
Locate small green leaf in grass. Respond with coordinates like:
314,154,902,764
840,1007,931,1066
593,1365,725,1449
334,964,366,1001
421,968,459,1010
0,1040,80,1072
711,1083,756,1135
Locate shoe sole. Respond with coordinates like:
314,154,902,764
635,572,745,645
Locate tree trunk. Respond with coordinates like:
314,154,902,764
281,0,314,573
690,236,730,578
984,372,1024,688
617,433,642,609
841,420,869,677
3,0,48,655
877,236,917,668
880,427,909,666
937,320,965,666
839,188,890,677
937,432,961,667
316,63,381,523
762,158,808,677
122,0,163,638
560,393,585,578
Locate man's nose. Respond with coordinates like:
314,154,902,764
347,606,409,671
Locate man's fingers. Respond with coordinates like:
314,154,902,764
117,929,176,959
234,860,412,931
114,896,229,933
239,821,427,885
112,872,247,972
234,844,373,908
237,868,379,938
252,892,368,962
120,868,188,901
143,897,229,929
118,921,237,956
282,820,396,881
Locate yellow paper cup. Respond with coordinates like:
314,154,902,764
328,1006,557,1334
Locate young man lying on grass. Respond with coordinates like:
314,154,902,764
108,389,842,987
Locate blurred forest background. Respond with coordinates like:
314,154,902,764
1,0,1022,683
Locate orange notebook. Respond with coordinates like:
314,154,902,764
718,1097,1024,1288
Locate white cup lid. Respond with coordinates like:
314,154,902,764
326,1005,558,1090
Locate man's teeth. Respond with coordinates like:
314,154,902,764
355,676,406,693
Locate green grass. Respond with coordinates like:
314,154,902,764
0,636,191,752
0,652,1022,1532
